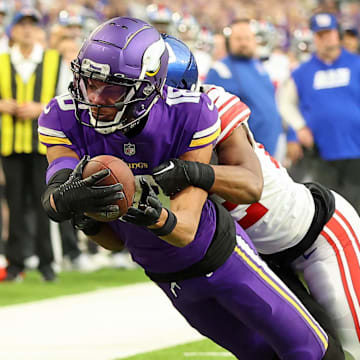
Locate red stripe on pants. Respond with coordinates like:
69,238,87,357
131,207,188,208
321,213,360,340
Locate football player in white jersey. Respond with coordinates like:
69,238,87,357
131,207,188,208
155,35,360,359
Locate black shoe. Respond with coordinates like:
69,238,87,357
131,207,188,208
39,265,56,282
5,265,24,282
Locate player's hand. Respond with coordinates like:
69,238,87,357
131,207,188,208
122,177,162,227
71,212,101,236
152,158,214,196
53,156,124,220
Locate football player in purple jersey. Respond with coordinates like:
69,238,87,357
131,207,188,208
155,34,351,359
40,17,332,359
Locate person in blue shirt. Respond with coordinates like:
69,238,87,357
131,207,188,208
205,18,284,158
279,13,360,214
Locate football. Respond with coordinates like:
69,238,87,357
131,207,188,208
82,155,136,222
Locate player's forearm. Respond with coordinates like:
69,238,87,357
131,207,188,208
211,165,263,204
150,187,207,247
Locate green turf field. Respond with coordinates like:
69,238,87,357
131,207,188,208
0,268,354,360
117,339,236,360
0,267,148,306
116,339,353,360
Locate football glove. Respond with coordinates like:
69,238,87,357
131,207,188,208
72,213,101,236
53,155,124,220
122,177,177,236
122,177,162,227
152,158,215,197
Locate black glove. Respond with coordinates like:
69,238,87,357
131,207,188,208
123,177,177,236
122,177,162,226
53,155,124,220
72,213,101,236
152,158,215,197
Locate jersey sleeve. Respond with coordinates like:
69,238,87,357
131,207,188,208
38,96,78,153
205,85,251,145
185,92,220,152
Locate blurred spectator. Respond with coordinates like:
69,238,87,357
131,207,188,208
290,26,314,65
0,8,66,281
341,27,359,54
252,19,278,61
205,18,284,158
57,9,84,41
279,12,360,213
146,3,176,35
0,2,9,53
57,37,79,65
175,12,200,49
193,27,214,83
212,32,227,61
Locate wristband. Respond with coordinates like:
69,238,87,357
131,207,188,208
150,208,177,236
192,162,215,192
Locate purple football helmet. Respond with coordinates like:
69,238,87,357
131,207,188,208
70,16,169,134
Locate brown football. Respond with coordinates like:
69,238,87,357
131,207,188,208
82,155,136,222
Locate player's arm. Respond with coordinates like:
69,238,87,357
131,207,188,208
123,145,212,248
153,125,263,204
163,145,212,246
210,125,263,203
42,146,125,250
72,212,124,251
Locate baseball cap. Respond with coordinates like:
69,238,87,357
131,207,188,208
310,13,338,33
11,7,41,26
343,26,359,37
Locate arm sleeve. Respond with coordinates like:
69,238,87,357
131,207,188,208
278,77,306,131
185,93,220,152
205,86,251,145
38,97,81,157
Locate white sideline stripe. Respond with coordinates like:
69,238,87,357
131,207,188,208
184,352,233,357
0,283,203,360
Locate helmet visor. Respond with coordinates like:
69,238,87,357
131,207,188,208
82,78,128,104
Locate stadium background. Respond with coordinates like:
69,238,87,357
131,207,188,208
0,0,358,359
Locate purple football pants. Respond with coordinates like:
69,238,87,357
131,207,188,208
156,229,328,360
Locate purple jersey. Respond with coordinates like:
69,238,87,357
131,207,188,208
38,86,220,272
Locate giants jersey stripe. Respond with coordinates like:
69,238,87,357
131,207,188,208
217,107,251,144
207,86,233,106
217,96,239,117
217,101,251,145
205,86,251,145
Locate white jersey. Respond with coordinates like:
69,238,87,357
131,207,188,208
205,85,315,254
